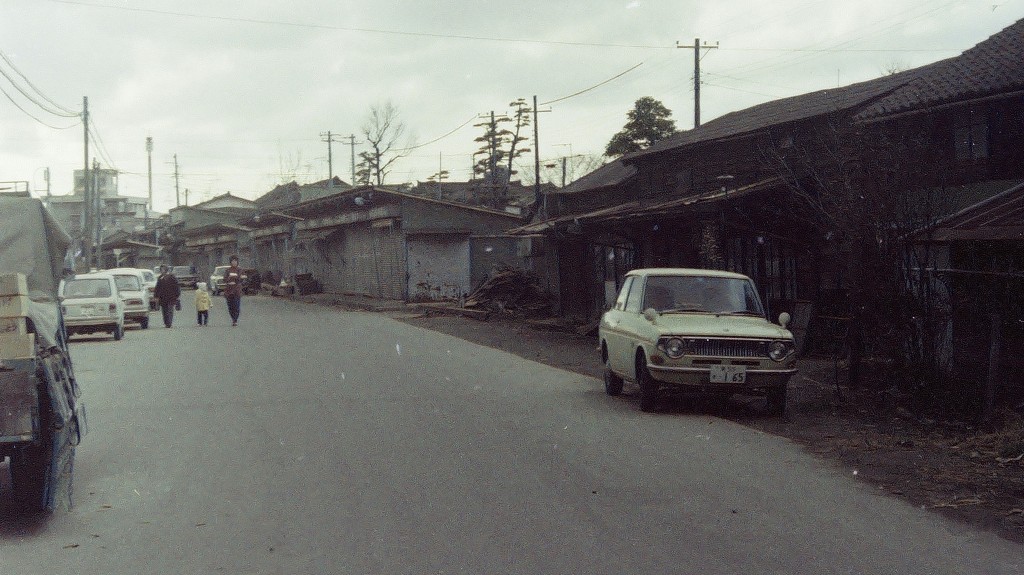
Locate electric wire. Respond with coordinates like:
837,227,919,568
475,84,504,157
0,47,79,116
47,0,674,50
0,83,80,129
541,62,644,106
393,115,477,153
87,116,118,170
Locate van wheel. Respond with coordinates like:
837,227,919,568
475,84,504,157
637,359,659,413
139,317,149,329
113,324,124,341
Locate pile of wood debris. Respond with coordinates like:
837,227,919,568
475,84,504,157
464,267,553,318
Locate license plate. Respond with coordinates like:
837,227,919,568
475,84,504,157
709,365,746,384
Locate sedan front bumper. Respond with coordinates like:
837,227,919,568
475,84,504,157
648,363,797,391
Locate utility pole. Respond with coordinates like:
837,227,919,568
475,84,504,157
82,96,92,270
531,95,551,218
321,131,343,184
173,153,180,207
146,136,153,226
93,158,101,267
343,134,361,185
677,37,718,128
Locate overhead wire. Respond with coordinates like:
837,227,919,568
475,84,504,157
0,84,80,129
0,47,79,117
47,0,675,50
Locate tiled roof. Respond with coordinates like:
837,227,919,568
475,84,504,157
857,19,1024,120
628,63,941,160
553,160,636,195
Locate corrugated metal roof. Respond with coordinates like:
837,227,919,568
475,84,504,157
920,180,1024,242
509,177,781,234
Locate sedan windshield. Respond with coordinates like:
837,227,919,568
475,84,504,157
643,275,765,316
173,266,192,276
213,266,229,276
63,278,112,299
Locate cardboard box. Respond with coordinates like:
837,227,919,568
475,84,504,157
0,294,30,318
0,316,27,336
0,333,35,359
0,272,28,296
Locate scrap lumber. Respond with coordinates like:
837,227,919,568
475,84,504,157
463,267,552,318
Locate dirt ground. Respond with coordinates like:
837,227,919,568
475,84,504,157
379,308,1024,545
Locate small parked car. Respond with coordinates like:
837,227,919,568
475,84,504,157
173,265,199,289
209,265,229,295
138,268,158,310
59,272,126,340
107,267,151,329
599,268,797,413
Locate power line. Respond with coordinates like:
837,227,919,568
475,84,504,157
0,47,79,116
47,0,675,50
0,83,80,129
394,115,477,152
88,116,118,170
541,62,644,106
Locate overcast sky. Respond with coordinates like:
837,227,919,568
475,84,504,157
1,0,1021,213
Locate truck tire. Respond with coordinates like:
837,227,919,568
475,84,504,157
10,396,53,513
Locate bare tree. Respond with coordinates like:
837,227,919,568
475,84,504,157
540,153,606,188
356,101,412,186
765,113,963,411
276,145,304,185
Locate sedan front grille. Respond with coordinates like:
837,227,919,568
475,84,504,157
685,338,767,358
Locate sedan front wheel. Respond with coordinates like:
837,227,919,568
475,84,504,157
603,358,624,396
637,359,659,413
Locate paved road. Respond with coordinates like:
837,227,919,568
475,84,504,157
1,296,1021,573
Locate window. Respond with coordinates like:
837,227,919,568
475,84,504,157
954,109,989,161
624,277,645,313
615,277,633,310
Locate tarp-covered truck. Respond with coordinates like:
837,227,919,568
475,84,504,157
0,196,87,512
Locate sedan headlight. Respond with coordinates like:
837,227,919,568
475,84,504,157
768,340,795,361
657,337,687,359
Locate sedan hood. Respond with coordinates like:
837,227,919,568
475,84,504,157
650,313,793,340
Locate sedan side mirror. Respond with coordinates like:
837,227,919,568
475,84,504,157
643,308,659,323
778,312,791,328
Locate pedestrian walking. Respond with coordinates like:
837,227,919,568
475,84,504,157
154,265,181,328
223,255,244,326
195,281,212,326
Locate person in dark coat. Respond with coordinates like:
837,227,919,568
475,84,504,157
223,255,244,326
154,264,181,328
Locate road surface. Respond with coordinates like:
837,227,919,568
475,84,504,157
1,295,1020,573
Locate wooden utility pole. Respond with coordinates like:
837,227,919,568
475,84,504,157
343,134,361,185
531,95,551,218
321,131,344,183
93,158,101,266
146,136,153,225
677,38,718,128
82,96,92,270
173,154,180,207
